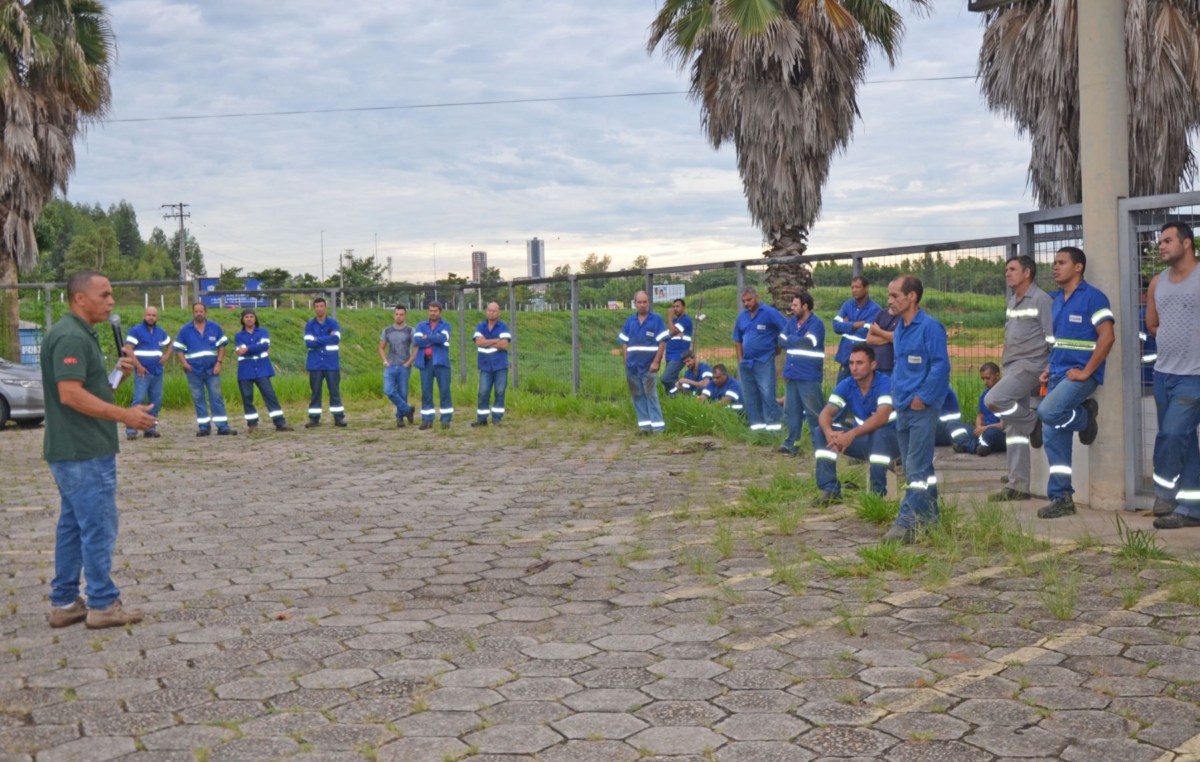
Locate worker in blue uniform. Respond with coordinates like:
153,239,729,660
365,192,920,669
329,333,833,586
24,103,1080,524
779,292,826,455
620,290,669,434
673,351,713,396
123,306,172,440
472,302,511,427
661,298,694,395
732,286,787,434
701,364,744,411
234,309,292,432
413,300,454,430
934,389,973,452
174,302,236,437
968,363,1007,456
303,297,346,428
832,277,882,383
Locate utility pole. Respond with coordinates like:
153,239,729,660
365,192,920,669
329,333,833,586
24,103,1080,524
341,249,351,309
386,256,393,284
163,203,190,308
320,230,325,283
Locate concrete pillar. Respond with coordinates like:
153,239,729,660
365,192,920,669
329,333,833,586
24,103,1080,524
1079,0,1129,510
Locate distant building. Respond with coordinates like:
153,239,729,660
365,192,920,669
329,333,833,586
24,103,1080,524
527,238,545,279
471,251,487,282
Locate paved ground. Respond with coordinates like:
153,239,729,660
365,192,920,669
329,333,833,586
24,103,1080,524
2,409,1200,762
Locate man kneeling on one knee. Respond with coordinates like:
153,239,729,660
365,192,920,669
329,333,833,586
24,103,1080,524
812,345,899,507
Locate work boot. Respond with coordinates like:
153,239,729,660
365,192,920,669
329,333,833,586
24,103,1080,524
951,441,968,454
882,524,916,544
419,422,432,431
441,422,451,430
1080,399,1100,446
305,420,320,429
491,420,503,427
246,423,258,433
1030,418,1043,449
86,600,144,630
1037,495,1076,519
976,444,992,457
1152,496,1178,516
334,419,348,428
813,490,839,509
396,418,406,428
217,429,238,436
126,432,138,441
1153,512,1200,530
143,430,161,439
275,424,294,432
777,445,798,455
407,409,415,425
49,598,88,629
196,430,211,437
471,420,488,428
989,487,1032,502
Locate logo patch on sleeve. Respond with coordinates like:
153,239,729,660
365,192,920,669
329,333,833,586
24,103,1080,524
63,357,78,365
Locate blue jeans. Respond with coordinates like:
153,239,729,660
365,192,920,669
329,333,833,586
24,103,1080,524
239,377,287,427
896,406,939,528
1038,375,1098,500
186,371,230,433
477,369,508,423
627,367,664,433
127,372,163,436
783,379,823,451
739,360,782,432
420,364,453,423
813,424,899,496
383,365,413,420
935,419,972,449
1153,372,1200,517
48,456,120,609
661,359,685,395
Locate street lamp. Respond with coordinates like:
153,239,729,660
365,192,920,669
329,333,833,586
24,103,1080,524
320,230,325,282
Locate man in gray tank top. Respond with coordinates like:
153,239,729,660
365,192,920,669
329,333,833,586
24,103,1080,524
985,255,1054,502
1146,222,1200,528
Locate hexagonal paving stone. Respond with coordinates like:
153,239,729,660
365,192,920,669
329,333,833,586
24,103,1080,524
716,713,810,741
874,713,971,741
717,741,815,761
565,688,650,713
950,698,1041,726
296,668,378,690
1059,739,1165,762
214,677,297,700
641,678,724,701
377,736,472,761
425,686,504,711
647,659,728,680
658,625,729,643
553,712,649,740
37,736,136,762
798,726,897,757
496,677,582,701
464,723,564,754
437,668,513,688
794,700,886,726
523,643,598,660
965,726,1068,758
627,726,727,755
591,634,665,651
885,740,994,762
541,740,641,762
1040,710,1135,740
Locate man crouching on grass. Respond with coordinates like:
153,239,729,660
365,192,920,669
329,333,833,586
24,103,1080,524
41,271,156,629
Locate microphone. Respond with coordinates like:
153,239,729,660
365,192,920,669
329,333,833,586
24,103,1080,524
109,313,124,359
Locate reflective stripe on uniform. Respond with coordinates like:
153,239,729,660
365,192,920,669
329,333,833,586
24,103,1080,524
1007,435,1030,446
245,413,259,421
329,406,345,413
1048,465,1073,476
786,349,825,358
1154,473,1179,489
869,454,891,465
1054,410,1077,429
1091,308,1114,325
477,347,499,354
997,402,1020,417
815,449,839,461
268,410,284,418
1006,308,1040,319
940,413,960,422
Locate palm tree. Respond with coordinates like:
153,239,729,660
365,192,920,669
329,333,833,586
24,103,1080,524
648,0,928,307
0,0,114,360
978,0,1200,209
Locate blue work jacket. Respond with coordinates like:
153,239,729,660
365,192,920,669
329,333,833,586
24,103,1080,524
702,376,744,410
125,322,171,376
235,327,275,380
1049,280,1114,385
665,313,694,362
413,319,452,369
732,303,787,364
832,298,882,364
891,309,951,412
174,320,228,376
474,320,511,372
783,313,826,381
620,312,669,373
828,371,895,428
304,317,341,371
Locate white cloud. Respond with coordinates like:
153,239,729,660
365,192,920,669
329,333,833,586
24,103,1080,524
68,0,1034,281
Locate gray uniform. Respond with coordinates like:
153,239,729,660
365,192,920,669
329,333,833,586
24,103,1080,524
987,283,1054,492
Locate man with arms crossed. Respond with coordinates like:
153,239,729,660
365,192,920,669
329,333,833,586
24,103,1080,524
472,302,512,427
885,276,951,543
832,277,881,382
986,256,1053,502
779,292,825,455
620,290,668,434
1036,247,1113,519
42,272,155,629
123,305,172,440
732,286,787,435
812,345,899,506
1145,222,1200,528
175,302,236,436
413,300,454,429
304,297,346,428
380,305,415,428
662,298,693,396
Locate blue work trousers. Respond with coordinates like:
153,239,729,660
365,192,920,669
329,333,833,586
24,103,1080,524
661,359,685,395
627,367,664,433
1039,375,1098,500
813,424,899,497
739,359,782,433
186,371,231,433
420,365,453,423
239,377,287,427
958,426,1006,455
783,379,824,452
896,406,939,529
1153,372,1200,517
477,369,508,423
308,370,344,422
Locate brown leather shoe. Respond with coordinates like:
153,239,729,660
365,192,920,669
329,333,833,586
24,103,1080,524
86,599,144,629
49,598,88,628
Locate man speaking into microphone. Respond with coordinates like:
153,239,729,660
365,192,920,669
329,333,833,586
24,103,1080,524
39,272,156,630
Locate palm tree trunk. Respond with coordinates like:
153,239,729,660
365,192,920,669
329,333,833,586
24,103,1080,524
763,225,814,309
0,251,19,362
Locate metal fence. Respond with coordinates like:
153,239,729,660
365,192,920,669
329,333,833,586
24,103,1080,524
6,236,1026,409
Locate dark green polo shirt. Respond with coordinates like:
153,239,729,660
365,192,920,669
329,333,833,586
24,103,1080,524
40,312,119,462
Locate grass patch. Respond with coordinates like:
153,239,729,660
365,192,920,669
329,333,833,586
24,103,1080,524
852,492,900,527
857,542,928,578
1038,557,1081,620
1115,515,1173,566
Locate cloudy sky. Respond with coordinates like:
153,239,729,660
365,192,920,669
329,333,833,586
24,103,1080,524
69,0,1034,282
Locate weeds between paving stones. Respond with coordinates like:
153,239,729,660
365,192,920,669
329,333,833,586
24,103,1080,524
1115,514,1173,566
1037,556,1082,620
850,491,901,527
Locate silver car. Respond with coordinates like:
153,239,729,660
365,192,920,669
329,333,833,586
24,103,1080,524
0,357,44,427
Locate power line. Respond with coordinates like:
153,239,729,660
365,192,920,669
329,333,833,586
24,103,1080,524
107,76,975,124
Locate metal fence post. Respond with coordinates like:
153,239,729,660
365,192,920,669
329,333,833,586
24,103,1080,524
736,263,746,313
570,275,580,395
43,285,52,330
644,272,654,301
852,257,863,280
329,289,338,318
508,282,518,390
458,286,467,384
192,278,201,307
